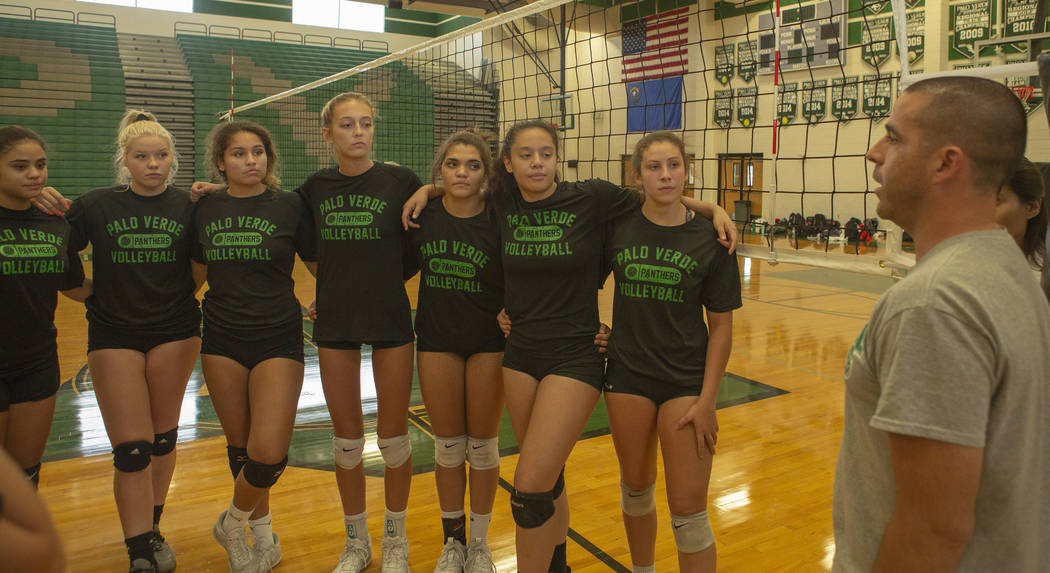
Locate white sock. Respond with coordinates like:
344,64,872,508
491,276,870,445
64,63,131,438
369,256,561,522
633,565,656,573
344,511,368,541
223,504,252,533
469,511,491,543
249,513,273,545
384,508,407,538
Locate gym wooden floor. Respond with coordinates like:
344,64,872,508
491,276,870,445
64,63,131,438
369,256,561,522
39,245,892,572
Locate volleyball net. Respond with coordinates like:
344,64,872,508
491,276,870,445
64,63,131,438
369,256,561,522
221,0,1048,277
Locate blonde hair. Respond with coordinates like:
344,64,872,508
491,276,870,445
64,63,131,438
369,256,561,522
114,109,178,186
321,92,374,128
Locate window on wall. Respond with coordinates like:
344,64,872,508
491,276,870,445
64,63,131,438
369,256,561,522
78,0,192,12
294,0,384,33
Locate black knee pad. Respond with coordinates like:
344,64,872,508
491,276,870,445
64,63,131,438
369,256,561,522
227,445,248,479
23,462,41,488
152,427,178,456
113,440,153,473
510,488,556,529
552,467,565,499
242,456,288,488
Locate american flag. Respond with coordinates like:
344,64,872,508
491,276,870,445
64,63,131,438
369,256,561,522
621,7,690,83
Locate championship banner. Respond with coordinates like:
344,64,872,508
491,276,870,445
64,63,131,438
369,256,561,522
737,40,758,82
1004,0,1039,36
1003,0,1041,54
778,82,798,125
906,10,925,64
1006,58,1044,115
860,16,894,68
736,86,758,127
715,45,735,85
832,76,859,122
714,89,733,128
862,74,892,122
802,79,827,122
949,0,993,60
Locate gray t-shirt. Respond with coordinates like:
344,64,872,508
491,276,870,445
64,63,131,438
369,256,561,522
833,229,1050,572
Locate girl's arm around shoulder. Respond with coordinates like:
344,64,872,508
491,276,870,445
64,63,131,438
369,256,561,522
682,196,737,253
402,184,443,230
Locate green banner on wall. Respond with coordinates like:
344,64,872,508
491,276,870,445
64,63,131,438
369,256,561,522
737,40,758,82
778,82,798,125
802,79,827,122
716,45,735,85
906,10,925,64
860,17,894,68
737,86,758,127
949,0,995,60
832,76,858,122
714,89,733,128
862,74,892,121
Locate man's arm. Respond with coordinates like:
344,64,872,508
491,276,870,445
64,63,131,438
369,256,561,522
873,433,982,573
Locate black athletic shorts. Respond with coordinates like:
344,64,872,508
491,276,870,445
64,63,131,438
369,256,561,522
316,338,414,351
201,318,304,370
0,354,61,412
501,336,605,390
416,332,505,358
88,318,201,354
602,359,701,406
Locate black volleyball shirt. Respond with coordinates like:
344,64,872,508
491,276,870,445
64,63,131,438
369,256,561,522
66,185,200,330
410,198,504,351
296,163,421,343
190,188,315,329
605,209,741,384
500,179,639,353
0,207,85,368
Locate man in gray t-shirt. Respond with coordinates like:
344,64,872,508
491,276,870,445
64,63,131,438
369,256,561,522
833,77,1050,571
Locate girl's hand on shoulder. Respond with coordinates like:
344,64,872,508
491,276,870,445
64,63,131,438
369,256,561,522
711,206,738,254
675,400,718,460
402,184,434,230
190,181,222,202
32,186,70,215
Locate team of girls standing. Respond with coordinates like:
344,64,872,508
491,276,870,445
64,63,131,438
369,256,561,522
602,132,740,573
404,119,736,573
63,110,203,573
409,131,504,573
192,120,315,573
0,126,89,494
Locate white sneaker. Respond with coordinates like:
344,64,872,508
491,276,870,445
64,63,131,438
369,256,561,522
381,535,411,573
463,542,496,573
212,511,261,573
433,538,466,573
332,536,373,573
252,531,282,571
150,530,176,573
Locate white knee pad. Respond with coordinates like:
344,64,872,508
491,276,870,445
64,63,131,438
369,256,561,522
433,435,467,468
465,436,499,470
333,436,365,470
377,434,412,468
620,482,656,516
670,510,715,554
